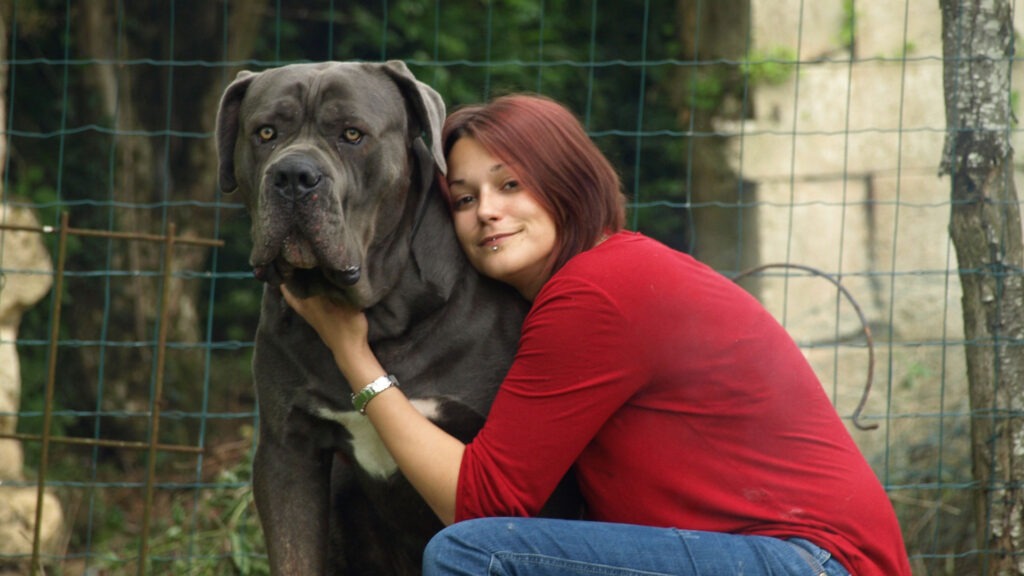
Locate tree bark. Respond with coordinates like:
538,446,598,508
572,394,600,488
673,0,758,278
940,1,1024,574
70,2,266,439
0,0,9,185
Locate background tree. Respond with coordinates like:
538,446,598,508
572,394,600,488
671,0,756,277
940,0,1024,573
11,0,266,449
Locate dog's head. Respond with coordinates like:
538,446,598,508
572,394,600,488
215,61,447,307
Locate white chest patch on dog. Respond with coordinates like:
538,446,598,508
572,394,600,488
316,398,442,480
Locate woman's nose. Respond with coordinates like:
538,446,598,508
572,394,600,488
475,188,502,221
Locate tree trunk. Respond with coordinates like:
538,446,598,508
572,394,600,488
940,1,1024,574
71,2,266,440
673,0,758,278
0,0,8,184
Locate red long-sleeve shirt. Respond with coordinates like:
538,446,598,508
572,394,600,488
456,231,911,576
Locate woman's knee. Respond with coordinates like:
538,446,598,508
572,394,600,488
423,518,507,575
423,522,464,566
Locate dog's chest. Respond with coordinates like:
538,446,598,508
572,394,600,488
315,398,442,479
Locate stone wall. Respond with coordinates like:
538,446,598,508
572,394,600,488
0,205,63,569
741,1,1023,477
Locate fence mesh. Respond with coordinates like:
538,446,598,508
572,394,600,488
0,1,1015,574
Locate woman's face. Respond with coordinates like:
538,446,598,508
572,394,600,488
445,136,557,300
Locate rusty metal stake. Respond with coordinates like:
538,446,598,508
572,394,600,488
29,211,70,576
0,432,204,454
137,223,177,575
4,214,217,575
0,221,224,248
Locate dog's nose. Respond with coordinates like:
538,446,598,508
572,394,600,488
271,156,323,201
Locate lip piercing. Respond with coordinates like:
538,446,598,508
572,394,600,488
491,245,500,252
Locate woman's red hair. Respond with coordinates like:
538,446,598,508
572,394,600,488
441,94,626,276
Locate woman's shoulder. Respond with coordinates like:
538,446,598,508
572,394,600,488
566,231,701,277
538,232,688,298
545,230,742,305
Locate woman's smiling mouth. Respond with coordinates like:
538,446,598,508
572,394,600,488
480,232,515,248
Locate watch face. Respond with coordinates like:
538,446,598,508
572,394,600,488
375,376,396,392
352,375,398,413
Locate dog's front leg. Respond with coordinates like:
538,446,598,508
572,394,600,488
253,431,332,575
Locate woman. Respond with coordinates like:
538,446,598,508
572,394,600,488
282,94,911,575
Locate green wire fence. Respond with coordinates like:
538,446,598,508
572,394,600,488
0,1,1016,574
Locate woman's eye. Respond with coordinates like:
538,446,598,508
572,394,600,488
451,195,474,210
342,128,364,144
501,180,520,191
257,126,276,142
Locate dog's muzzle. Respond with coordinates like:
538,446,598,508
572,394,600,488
249,153,362,287
271,155,324,203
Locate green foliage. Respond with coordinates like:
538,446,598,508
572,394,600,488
898,362,931,391
687,73,724,111
743,47,798,86
8,165,57,215
840,0,857,49
288,0,692,251
92,449,268,576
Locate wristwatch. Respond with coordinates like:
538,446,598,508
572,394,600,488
351,374,400,414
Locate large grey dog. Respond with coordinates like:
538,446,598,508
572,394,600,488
216,61,572,574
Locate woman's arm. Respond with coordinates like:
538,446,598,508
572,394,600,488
280,285,464,526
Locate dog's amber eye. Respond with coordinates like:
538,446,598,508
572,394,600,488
342,128,363,144
257,126,276,142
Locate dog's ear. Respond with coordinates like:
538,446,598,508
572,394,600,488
380,61,461,299
215,70,258,193
407,135,460,300
380,60,447,175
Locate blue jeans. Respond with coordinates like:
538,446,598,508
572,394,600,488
423,518,851,576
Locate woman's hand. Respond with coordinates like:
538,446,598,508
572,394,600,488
280,285,374,384
280,284,464,525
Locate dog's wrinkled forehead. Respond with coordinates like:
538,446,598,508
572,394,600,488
216,61,446,194
241,64,406,134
